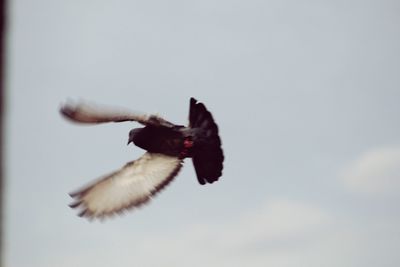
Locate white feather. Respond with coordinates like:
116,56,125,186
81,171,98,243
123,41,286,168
70,152,183,218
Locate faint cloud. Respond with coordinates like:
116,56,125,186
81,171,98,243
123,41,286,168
132,198,400,267
340,146,400,195
217,198,331,248
134,198,332,267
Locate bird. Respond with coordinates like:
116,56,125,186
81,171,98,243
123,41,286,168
60,97,224,219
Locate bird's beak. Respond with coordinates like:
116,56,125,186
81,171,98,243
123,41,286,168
127,139,133,145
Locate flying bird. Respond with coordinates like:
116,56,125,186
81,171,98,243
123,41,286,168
60,98,224,219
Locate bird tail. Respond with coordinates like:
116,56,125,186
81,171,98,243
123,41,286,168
189,98,224,185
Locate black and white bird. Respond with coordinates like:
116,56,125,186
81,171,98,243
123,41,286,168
60,98,224,219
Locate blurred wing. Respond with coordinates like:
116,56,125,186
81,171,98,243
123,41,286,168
69,152,183,219
60,101,175,128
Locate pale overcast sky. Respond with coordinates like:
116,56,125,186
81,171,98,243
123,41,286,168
5,0,400,267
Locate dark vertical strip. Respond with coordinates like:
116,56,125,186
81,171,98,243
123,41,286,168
0,0,5,265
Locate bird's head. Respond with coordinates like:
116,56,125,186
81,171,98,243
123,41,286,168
127,128,143,145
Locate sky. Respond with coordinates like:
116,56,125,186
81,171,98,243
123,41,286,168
4,0,400,266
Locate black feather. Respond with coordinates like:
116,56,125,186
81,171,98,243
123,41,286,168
189,98,224,185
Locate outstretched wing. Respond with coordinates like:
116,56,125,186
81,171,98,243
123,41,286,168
69,152,183,219
60,101,176,128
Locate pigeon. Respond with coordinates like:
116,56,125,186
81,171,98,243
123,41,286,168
60,97,224,219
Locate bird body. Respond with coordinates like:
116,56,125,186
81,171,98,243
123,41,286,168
60,97,224,219
128,126,186,157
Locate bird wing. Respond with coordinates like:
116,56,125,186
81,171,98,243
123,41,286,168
69,152,183,219
60,101,176,128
